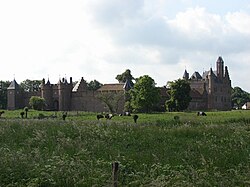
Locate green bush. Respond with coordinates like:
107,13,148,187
29,96,46,110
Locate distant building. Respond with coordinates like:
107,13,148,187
7,77,131,113
7,56,232,112
183,56,231,111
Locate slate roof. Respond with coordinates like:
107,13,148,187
183,69,189,79
97,83,125,91
123,79,133,91
72,77,87,92
191,72,202,80
7,79,20,90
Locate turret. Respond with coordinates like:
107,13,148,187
123,79,133,92
7,79,23,110
208,68,214,94
216,56,224,79
208,68,215,109
183,70,189,80
224,66,230,80
41,79,53,110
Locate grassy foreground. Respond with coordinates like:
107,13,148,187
0,110,250,186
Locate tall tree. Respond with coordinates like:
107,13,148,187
130,75,160,113
96,91,124,113
231,87,250,108
0,81,10,109
87,80,103,91
116,69,134,87
20,79,42,92
166,79,191,111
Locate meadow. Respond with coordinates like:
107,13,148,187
0,110,250,186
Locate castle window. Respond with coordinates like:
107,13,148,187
215,97,217,102
221,96,223,102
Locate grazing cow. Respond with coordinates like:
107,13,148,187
97,114,104,120
62,112,67,120
197,111,207,116
133,114,139,123
105,113,113,120
124,111,131,116
0,111,4,117
119,112,131,116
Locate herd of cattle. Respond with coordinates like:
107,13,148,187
97,112,139,123
0,110,207,123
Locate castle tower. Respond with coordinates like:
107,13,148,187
58,77,73,111
208,68,216,109
41,78,54,110
7,79,23,110
216,56,224,80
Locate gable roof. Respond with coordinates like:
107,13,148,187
97,83,125,91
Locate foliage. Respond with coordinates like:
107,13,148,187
116,69,134,87
166,79,192,111
96,91,124,113
130,75,160,113
29,96,46,110
0,80,10,109
20,79,42,92
87,80,103,91
1,110,250,186
231,86,250,108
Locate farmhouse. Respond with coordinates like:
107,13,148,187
7,56,231,112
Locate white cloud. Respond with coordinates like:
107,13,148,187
167,7,222,39
226,11,250,35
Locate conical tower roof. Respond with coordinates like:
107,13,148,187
123,79,133,91
7,79,19,90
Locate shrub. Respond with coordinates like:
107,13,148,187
29,96,46,110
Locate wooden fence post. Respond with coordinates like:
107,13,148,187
112,162,119,187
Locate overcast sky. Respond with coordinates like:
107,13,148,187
1,0,250,91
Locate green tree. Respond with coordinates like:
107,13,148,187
166,79,191,111
130,75,160,113
96,91,124,113
0,81,10,109
231,87,250,108
29,96,46,110
20,79,42,92
116,69,134,87
87,80,103,91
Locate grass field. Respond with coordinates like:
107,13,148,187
0,110,250,186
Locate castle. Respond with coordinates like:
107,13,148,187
7,56,232,112
184,56,231,111
7,77,130,113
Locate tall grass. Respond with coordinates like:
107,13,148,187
0,110,250,186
